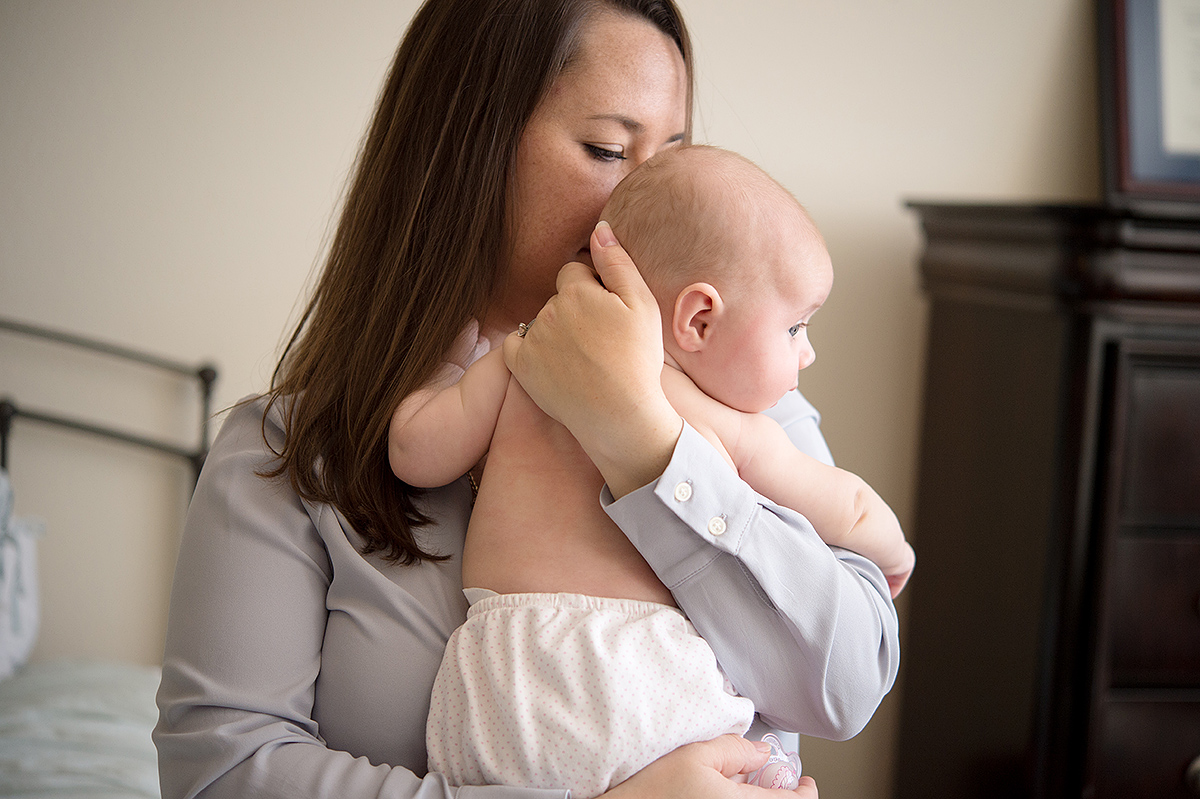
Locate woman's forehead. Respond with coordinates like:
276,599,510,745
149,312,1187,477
547,11,686,126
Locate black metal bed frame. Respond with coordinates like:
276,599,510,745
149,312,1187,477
0,318,217,484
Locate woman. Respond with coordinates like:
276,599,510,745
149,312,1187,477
154,0,898,796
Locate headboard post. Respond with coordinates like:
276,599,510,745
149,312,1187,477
0,318,217,490
0,399,14,472
193,365,218,483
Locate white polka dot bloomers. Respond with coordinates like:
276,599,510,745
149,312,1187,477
425,591,755,798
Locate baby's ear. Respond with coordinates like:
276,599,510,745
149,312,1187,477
670,282,723,353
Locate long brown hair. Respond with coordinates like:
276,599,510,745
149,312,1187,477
264,0,694,564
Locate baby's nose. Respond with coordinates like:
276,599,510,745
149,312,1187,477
798,342,816,371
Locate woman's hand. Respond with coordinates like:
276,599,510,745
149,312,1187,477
601,735,819,799
503,222,683,498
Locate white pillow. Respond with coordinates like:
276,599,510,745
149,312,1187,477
0,469,41,680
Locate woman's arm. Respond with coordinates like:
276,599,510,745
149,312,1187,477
388,347,511,487
507,225,900,739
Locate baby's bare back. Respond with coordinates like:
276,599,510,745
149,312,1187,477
461,376,674,606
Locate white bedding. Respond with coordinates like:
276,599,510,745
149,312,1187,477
0,659,161,798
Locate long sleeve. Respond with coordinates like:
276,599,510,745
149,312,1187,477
602,390,899,740
154,398,567,799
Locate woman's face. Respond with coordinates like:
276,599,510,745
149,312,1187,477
491,10,688,331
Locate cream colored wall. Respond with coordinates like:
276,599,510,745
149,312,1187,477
0,2,1099,797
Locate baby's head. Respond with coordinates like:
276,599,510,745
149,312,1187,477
602,145,832,413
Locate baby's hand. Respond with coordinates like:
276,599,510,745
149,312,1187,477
883,542,916,599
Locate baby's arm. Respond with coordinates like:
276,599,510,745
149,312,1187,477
737,412,914,596
388,347,511,488
662,368,913,597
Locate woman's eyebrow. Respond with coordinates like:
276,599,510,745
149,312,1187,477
587,114,685,144
587,113,644,132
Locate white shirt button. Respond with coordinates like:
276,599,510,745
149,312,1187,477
673,482,693,502
707,516,727,536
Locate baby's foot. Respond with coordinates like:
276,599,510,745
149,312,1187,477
746,734,802,790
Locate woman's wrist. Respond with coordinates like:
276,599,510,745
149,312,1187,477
582,393,683,499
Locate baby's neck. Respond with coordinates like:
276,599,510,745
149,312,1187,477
662,351,684,373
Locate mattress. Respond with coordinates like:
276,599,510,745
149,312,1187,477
0,659,161,798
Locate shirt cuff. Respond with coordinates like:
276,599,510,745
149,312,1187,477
600,421,774,589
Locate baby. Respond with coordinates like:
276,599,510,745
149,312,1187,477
390,145,913,797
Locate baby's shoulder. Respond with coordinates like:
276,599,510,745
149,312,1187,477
659,367,748,466
660,366,743,423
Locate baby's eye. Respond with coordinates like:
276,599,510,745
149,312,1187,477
584,143,626,162
789,322,805,337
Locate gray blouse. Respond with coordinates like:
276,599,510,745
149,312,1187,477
154,391,899,799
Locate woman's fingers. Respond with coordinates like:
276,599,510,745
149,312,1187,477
600,735,764,799
503,221,681,496
793,775,819,797
697,734,773,779
555,258,601,296
688,735,820,796
601,734,820,798
500,326,523,371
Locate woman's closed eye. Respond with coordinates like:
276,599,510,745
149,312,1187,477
583,143,626,162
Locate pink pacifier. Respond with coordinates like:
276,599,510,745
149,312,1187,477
746,733,802,790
